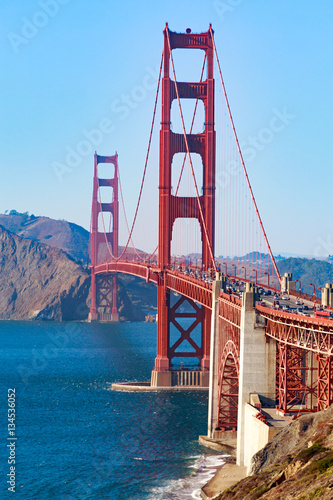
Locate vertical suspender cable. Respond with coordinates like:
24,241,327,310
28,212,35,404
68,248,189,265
97,53,163,262
210,26,280,284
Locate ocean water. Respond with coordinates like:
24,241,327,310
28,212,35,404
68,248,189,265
0,321,226,499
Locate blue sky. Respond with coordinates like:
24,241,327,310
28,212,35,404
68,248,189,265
1,0,332,257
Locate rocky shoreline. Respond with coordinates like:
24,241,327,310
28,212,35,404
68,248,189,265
200,405,333,499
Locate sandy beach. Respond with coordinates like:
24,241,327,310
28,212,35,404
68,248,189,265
201,463,247,499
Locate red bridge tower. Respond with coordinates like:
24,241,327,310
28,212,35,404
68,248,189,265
152,25,215,386
90,152,119,322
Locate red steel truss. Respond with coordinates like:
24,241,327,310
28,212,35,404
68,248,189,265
91,259,333,415
258,304,333,413
317,354,333,411
155,25,216,372
169,296,203,362
93,262,214,308
217,339,240,431
277,343,317,413
216,297,241,430
257,305,333,355
90,153,119,321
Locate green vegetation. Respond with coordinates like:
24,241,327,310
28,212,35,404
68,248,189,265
5,210,37,226
252,485,270,498
299,488,324,500
277,257,333,294
8,209,28,216
297,441,327,463
317,452,333,473
304,450,333,479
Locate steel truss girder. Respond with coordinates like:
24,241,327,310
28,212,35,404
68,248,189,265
93,265,333,414
96,274,115,313
217,340,239,431
257,305,333,355
277,343,316,413
94,263,213,309
218,294,241,329
317,354,333,411
165,272,212,309
169,295,203,360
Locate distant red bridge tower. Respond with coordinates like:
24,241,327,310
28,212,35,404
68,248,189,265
152,25,216,386
89,152,119,322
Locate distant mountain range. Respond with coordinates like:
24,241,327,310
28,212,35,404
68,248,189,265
277,257,333,295
1,211,332,319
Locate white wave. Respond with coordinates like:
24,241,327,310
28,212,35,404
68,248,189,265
146,453,228,500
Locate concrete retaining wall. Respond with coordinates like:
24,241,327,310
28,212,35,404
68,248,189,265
243,403,280,472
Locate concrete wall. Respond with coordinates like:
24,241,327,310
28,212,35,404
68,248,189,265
237,288,276,466
243,404,280,472
322,283,333,307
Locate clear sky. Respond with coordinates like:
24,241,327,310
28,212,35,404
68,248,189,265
1,0,332,258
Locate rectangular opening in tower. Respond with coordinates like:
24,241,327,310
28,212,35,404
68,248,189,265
171,48,207,82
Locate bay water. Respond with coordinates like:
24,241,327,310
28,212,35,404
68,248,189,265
0,321,226,499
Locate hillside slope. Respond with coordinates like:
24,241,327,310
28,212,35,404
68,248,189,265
0,225,90,320
217,406,333,499
277,257,333,295
0,213,89,263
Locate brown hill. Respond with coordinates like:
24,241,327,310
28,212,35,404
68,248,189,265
0,212,89,263
0,225,152,321
217,406,333,499
0,225,90,320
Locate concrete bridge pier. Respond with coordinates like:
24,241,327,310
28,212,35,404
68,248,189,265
207,275,222,438
322,283,333,307
281,272,296,294
236,284,276,467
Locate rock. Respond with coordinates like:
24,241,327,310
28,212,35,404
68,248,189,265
217,405,333,499
249,406,333,475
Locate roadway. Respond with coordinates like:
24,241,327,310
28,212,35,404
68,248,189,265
94,259,331,321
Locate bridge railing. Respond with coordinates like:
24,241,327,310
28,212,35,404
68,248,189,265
289,288,323,306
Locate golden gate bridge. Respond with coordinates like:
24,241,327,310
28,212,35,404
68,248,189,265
88,24,333,466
